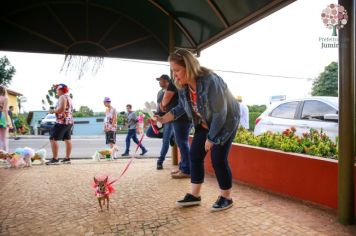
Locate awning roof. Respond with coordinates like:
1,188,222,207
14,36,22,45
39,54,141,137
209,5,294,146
0,0,294,61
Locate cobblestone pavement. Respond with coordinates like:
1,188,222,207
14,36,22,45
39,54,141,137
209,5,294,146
1,159,356,236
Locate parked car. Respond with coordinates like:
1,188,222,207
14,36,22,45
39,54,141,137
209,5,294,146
254,97,338,141
38,114,56,135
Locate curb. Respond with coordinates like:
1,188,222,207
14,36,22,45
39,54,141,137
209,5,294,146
44,156,169,160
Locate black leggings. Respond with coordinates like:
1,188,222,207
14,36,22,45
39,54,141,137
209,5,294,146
190,126,236,190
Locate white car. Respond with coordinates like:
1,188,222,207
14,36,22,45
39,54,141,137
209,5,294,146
254,97,338,141
39,114,56,135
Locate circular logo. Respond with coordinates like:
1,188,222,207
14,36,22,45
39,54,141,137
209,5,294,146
321,3,348,36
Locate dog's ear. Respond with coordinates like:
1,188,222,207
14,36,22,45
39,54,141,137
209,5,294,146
94,177,98,184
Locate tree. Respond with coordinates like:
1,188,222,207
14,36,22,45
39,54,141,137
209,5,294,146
311,62,338,96
0,56,16,87
73,106,94,117
248,105,266,113
17,96,27,113
248,105,267,131
41,85,73,110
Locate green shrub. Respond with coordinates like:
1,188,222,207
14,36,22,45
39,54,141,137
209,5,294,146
248,105,266,113
249,112,262,131
13,113,30,134
234,127,338,159
247,105,266,131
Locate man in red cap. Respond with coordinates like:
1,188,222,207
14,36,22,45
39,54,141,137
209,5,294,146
46,83,74,165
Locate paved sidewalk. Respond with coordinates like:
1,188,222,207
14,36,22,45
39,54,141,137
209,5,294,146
0,159,356,236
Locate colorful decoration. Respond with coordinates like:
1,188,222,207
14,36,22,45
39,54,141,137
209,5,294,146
321,3,348,36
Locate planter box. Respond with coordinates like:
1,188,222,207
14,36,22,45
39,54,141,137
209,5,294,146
185,137,356,211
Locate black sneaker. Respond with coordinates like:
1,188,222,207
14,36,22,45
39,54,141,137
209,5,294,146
61,158,71,164
45,158,59,165
176,193,201,207
121,153,129,157
157,163,163,170
211,196,233,212
140,149,148,156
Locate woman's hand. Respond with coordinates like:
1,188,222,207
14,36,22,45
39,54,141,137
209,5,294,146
205,139,214,152
154,112,174,124
154,115,163,123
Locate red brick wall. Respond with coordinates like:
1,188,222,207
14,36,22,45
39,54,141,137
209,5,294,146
190,138,356,211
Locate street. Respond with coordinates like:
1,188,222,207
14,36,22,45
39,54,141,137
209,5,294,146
9,134,167,159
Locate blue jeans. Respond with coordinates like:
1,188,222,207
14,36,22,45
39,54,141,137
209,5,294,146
125,129,146,154
157,122,173,164
146,123,173,164
190,125,237,190
172,121,191,174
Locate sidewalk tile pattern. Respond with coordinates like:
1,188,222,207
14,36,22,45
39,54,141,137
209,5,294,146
0,159,356,235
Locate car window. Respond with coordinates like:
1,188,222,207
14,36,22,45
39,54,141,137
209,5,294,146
270,101,299,119
301,100,337,120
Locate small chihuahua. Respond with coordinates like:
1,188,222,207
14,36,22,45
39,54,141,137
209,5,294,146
93,176,114,211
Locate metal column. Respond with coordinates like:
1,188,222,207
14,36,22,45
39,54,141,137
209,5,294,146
338,0,355,225
169,15,179,165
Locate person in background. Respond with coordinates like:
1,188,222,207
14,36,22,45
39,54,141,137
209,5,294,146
103,97,118,156
8,106,14,130
146,74,174,170
159,74,192,178
46,84,73,165
7,106,16,138
122,104,148,157
156,49,240,211
137,111,145,135
236,96,249,130
0,86,12,151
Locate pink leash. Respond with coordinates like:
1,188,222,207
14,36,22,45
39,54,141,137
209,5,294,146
108,133,145,185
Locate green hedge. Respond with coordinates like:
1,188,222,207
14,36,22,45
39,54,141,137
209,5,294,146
249,111,263,131
234,127,338,159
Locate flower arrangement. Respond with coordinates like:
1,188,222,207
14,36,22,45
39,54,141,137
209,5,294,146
234,127,338,159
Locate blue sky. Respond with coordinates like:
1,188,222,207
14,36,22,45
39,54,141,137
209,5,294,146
1,0,338,112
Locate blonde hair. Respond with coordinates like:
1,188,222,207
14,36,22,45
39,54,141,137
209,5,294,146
168,49,211,89
0,86,8,97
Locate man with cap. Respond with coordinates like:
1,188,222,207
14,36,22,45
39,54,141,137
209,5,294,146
46,83,74,165
103,97,118,156
236,96,249,130
159,75,192,178
148,74,191,178
146,74,174,170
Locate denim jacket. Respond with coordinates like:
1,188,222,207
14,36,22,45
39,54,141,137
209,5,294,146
171,73,240,145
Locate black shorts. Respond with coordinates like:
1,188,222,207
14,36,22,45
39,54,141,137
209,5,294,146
50,123,73,141
105,131,116,144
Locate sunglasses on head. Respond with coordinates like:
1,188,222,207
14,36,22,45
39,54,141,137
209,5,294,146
173,50,183,57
